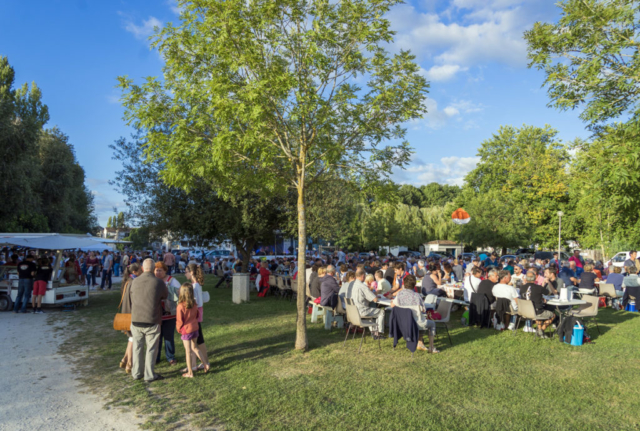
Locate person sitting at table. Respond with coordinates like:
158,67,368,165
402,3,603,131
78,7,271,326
375,270,391,295
492,270,519,330
463,266,482,302
338,271,356,309
477,268,499,306
509,265,525,291
414,260,427,283
391,274,438,353
320,265,341,309
364,273,376,292
543,267,564,295
523,271,555,339
442,263,454,283
310,266,326,299
422,263,446,297
622,265,640,303
607,266,624,291
390,262,409,296
345,268,384,339
578,263,600,294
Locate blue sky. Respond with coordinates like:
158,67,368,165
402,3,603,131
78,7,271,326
0,0,589,228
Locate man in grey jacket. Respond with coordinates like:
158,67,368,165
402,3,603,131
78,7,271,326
127,259,168,382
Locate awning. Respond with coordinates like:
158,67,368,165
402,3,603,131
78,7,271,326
0,234,116,251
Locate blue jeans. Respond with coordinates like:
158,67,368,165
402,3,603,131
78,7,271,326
156,318,176,363
100,269,112,289
13,279,33,312
113,263,120,277
87,267,97,286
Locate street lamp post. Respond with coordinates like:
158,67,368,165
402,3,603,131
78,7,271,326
557,211,563,264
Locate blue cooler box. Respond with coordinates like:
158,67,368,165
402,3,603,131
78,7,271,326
564,324,584,346
625,302,637,312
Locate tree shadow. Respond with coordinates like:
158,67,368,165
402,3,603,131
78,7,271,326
582,307,640,341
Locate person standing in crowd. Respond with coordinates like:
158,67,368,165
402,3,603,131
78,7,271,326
176,283,200,378
85,251,99,289
569,249,584,269
14,255,36,313
154,262,181,366
119,263,142,373
100,250,113,291
128,259,168,382
113,252,122,277
184,263,210,373
163,249,176,276
64,254,81,284
32,257,52,314
122,252,130,268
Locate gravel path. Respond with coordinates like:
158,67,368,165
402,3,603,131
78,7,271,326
0,308,141,431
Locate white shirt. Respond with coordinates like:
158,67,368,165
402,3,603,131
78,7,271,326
193,282,204,308
463,274,482,302
492,283,519,310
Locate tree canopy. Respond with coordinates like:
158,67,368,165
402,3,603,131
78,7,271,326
117,0,428,350
0,57,96,233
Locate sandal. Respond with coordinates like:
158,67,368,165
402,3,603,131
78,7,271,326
182,373,194,378
428,348,440,354
119,360,127,369
125,366,132,374
416,343,428,351
169,360,178,366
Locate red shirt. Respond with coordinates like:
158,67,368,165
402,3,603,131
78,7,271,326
259,267,270,287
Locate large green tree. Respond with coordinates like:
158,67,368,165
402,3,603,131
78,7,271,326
526,0,640,256
117,0,428,350
0,57,96,233
110,133,286,272
461,125,570,250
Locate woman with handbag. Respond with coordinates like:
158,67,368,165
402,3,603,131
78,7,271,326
118,263,142,373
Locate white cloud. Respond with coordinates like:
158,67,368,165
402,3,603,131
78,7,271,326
387,1,549,73
424,64,468,82
448,99,486,113
393,156,480,187
121,15,162,40
443,106,460,117
167,0,183,15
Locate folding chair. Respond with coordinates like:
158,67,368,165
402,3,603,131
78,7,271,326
433,300,453,345
571,294,600,335
343,298,380,353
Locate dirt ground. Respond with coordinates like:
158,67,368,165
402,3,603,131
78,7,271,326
0,308,141,431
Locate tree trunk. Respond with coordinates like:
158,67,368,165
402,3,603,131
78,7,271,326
234,240,253,273
295,167,308,351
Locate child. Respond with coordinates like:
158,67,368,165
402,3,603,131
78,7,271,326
176,282,200,378
33,257,52,313
257,261,271,297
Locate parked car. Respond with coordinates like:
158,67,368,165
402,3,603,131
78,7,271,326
398,250,421,258
358,252,370,259
426,252,446,260
499,255,517,264
461,252,476,261
533,251,570,261
606,251,635,268
515,248,535,256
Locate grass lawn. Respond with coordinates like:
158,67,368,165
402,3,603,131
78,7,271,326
54,274,640,430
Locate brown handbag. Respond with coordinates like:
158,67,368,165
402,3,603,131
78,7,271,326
113,283,131,331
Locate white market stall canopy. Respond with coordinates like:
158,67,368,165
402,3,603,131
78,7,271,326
0,233,127,251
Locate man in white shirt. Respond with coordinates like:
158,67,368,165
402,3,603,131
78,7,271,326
375,270,391,294
463,267,482,302
492,270,519,330
345,268,384,337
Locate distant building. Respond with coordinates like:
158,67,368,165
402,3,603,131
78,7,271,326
102,227,132,240
424,240,464,257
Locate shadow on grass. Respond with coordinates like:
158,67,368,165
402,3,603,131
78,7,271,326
582,307,640,341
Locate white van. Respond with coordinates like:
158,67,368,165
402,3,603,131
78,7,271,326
606,251,635,269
